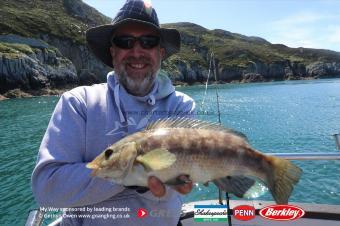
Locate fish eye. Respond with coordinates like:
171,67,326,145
105,149,113,160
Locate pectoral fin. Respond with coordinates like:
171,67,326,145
136,148,176,171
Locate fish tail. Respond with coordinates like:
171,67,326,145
268,157,302,204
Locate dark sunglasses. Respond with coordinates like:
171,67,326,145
111,35,161,49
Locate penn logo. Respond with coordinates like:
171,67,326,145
233,205,256,221
259,205,305,221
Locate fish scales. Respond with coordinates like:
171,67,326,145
87,118,302,204
138,128,245,158
135,128,269,184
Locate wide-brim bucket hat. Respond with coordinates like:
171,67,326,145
86,0,181,68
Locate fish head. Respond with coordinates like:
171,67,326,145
86,142,138,182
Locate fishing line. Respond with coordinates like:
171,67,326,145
212,53,222,125
199,52,213,112
200,52,222,123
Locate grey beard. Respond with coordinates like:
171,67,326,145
118,69,158,96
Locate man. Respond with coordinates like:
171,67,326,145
31,0,195,225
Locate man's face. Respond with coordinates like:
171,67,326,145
110,23,165,96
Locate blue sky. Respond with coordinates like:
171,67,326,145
83,0,340,52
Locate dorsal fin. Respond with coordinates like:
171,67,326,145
145,117,248,141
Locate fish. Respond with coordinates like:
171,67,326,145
86,118,302,204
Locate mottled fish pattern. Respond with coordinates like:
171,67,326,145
87,118,302,204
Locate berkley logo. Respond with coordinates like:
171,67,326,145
259,205,305,221
233,205,256,221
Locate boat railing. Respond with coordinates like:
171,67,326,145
263,133,340,160
268,152,340,160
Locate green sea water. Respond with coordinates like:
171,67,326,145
0,79,339,225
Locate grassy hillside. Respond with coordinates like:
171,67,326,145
162,22,340,68
0,0,110,44
1,0,340,92
2,0,339,69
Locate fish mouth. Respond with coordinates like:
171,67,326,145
86,162,99,177
86,162,98,169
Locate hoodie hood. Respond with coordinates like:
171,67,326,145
107,71,175,123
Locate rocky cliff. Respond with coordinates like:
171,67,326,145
1,0,340,98
162,23,340,84
0,35,77,92
0,0,111,96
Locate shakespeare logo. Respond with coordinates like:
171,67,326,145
194,205,228,222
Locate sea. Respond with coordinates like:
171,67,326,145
0,79,339,225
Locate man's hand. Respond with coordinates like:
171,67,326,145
148,175,193,198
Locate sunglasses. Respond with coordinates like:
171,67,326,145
111,35,161,49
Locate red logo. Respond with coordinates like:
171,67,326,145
137,208,148,218
233,205,256,221
259,205,305,221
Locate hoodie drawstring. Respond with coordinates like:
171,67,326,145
146,95,156,105
113,83,126,123
107,71,175,123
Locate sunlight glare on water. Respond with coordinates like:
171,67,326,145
178,79,340,204
0,79,339,225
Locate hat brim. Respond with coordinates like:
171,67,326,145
86,19,180,68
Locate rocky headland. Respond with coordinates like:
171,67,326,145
1,0,340,100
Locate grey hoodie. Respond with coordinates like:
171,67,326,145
31,71,196,226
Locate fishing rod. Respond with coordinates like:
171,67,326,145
211,54,232,226
201,52,233,225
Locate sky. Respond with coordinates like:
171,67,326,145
83,0,340,52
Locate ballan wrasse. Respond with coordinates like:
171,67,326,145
87,118,302,204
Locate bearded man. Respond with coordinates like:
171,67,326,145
32,0,195,225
